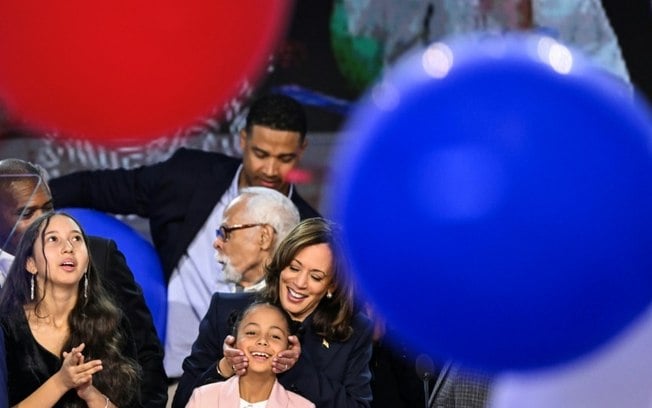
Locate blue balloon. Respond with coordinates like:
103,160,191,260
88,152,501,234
63,207,167,343
330,35,652,371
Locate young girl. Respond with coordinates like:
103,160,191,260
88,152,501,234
187,302,314,408
0,212,141,407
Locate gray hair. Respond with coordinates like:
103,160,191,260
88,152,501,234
0,158,51,196
236,187,300,253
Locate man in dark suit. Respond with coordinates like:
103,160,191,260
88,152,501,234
0,159,168,407
48,93,321,377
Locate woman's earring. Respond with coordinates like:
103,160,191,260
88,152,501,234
83,273,89,299
30,274,35,300
326,291,332,299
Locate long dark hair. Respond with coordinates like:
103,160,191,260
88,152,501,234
0,212,141,407
259,218,356,342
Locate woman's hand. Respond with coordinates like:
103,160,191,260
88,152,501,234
77,379,110,408
222,335,247,376
75,354,95,399
272,335,301,374
75,353,92,398
62,346,110,407
58,343,103,390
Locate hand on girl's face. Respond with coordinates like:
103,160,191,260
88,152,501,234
272,335,301,374
223,335,248,376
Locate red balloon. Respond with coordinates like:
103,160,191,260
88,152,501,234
0,1,292,144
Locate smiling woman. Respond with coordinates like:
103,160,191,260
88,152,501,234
226,218,374,408
174,218,374,408
0,212,141,407
278,242,333,322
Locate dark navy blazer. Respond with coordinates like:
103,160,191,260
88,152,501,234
172,292,374,408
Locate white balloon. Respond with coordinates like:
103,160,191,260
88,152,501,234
490,304,652,408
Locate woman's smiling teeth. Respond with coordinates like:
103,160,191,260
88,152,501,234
288,287,306,300
250,351,270,359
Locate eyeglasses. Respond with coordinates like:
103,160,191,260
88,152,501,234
216,223,275,242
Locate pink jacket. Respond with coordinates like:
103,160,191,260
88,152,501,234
186,376,315,408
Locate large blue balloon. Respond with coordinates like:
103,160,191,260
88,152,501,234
63,207,167,343
330,35,652,371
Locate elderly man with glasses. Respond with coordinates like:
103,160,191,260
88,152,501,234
213,187,300,292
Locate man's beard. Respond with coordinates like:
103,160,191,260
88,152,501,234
216,252,242,284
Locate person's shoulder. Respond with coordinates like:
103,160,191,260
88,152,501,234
170,148,239,164
286,390,316,408
350,311,374,340
0,308,28,338
207,292,256,314
193,380,226,394
85,235,117,261
273,380,315,408
86,235,112,247
290,193,321,219
197,375,239,396
188,379,229,405
210,291,256,303
164,148,242,178
352,310,373,329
